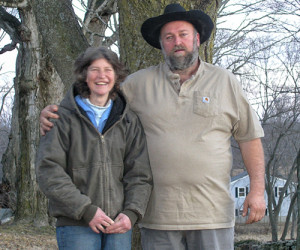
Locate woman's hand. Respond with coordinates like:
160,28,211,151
88,208,115,233
105,213,132,234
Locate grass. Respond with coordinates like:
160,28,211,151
0,222,57,249
0,221,295,249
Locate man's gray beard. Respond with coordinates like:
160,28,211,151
162,37,199,72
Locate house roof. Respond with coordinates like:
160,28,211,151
231,171,248,182
230,171,290,183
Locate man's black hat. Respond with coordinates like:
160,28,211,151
141,3,214,49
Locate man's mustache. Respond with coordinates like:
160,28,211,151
172,46,186,53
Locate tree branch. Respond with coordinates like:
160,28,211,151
0,6,22,53
0,85,13,116
0,0,27,8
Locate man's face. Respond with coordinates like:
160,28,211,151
160,21,200,71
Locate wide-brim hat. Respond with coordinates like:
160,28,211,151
141,3,214,49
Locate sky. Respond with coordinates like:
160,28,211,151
0,32,16,114
0,35,17,86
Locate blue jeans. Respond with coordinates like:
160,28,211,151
56,226,132,250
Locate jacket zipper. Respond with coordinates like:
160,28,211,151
77,110,125,219
100,135,109,217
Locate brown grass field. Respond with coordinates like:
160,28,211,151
0,221,295,249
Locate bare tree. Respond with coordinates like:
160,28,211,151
297,148,300,248
0,81,13,173
215,0,300,242
250,37,299,241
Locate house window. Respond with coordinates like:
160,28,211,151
235,187,248,198
238,187,246,197
235,209,244,216
275,186,287,197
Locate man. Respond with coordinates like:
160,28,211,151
40,3,266,250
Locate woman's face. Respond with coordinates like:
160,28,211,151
86,58,116,106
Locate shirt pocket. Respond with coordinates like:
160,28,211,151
193,91,220,117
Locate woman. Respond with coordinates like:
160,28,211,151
35,47,153,250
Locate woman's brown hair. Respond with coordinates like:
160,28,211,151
74,46,128,100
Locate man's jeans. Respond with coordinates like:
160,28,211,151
56,226,132,250
140,227,234,250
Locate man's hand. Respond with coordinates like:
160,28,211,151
39,104,59,136
242,191,266,224
105,213,132,234
239,138,265,224
88,208,115,233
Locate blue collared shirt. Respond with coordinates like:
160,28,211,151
75,95,113,133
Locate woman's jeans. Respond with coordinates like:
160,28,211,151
56,226,132,250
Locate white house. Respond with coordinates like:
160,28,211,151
230,171,294,222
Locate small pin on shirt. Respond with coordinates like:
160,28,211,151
203,97,210,103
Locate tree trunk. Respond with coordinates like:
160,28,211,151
271,212,279,242
83,0,117,47
31,0,89,90
297,149,300,248
2,4,66,225
266,146,299,242
281,192,296,240
265,152,279,241
291,206,297,239
1,0,89,225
